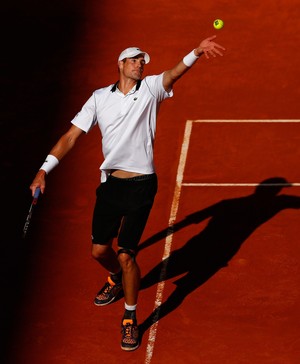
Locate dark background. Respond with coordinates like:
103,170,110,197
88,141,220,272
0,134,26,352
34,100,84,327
1,1,85,358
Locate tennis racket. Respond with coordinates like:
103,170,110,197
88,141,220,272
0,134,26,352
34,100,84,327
22,187,41,238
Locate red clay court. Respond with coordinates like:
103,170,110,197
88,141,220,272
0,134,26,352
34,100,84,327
2,1,300,363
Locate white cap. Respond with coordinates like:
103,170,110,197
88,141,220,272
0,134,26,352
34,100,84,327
118,47,150,64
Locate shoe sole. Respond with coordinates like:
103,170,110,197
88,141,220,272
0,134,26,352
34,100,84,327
121,343,139,351
94,297,117,306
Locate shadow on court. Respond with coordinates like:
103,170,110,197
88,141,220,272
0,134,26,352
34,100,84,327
138,177,300,340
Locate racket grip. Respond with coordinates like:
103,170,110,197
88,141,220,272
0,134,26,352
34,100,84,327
33,187,41,201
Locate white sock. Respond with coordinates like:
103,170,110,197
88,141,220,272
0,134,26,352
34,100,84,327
125,303,137,311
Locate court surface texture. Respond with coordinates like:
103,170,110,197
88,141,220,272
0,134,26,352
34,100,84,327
1,1,300,363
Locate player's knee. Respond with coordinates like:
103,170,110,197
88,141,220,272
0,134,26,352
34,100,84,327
117,248,136,266
91,243,111,260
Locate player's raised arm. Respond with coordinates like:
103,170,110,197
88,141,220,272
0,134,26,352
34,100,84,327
163,35,226,92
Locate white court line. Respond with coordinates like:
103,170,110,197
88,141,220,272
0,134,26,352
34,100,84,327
192,119,300,123
144,120,193,364
144,119,300,363
182,183,300,187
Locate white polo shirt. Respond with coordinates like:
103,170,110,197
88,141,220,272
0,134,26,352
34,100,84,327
71,72,173,182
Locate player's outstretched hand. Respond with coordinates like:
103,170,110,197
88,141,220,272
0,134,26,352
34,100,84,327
196,36,226,59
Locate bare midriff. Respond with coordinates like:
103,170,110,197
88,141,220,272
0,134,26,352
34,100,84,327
110,169,144,178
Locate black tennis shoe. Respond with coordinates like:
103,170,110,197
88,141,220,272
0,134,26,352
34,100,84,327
121,319,139,351
94,277,122,306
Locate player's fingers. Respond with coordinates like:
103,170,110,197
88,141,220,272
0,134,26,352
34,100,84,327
29,186,35,197
213,42,226,50
213,48,224,56
207,48,217,57
207,35,217,41
30,184,44,196
203,50,210,59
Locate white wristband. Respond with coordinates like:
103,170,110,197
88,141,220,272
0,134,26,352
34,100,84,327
183,49,200,67
39,154,59,174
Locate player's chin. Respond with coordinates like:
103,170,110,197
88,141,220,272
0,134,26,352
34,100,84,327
133,71,143,80
131,76,142,82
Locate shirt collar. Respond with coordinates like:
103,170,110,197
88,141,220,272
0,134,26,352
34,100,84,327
110,79,142,93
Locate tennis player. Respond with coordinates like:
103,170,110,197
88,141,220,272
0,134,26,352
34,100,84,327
29,35,225,351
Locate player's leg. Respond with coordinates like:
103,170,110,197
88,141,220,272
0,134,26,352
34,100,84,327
117,248,140,306
91,181,124,306
92,242,120,272
92,242,123,306
117,247,140,351
118,175,158,350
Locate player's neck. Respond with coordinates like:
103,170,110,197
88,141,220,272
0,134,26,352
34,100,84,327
118,78,138,95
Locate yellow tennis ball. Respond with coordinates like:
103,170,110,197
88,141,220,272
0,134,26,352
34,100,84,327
213,19,224,30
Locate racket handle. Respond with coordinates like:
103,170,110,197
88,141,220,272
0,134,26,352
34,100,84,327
32,187,41,205
34,187,41,199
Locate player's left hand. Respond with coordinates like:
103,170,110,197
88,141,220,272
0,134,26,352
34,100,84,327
196,36,226,59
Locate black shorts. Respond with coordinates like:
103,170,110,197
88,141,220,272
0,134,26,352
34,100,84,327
92,173,158,250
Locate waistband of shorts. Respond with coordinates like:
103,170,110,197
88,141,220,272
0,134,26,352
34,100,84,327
109,173,156,182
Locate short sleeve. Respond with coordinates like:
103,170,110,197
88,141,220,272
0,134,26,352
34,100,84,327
70,93,98,133
144,73,173,102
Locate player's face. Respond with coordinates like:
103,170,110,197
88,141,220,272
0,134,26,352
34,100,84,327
120,55,145,80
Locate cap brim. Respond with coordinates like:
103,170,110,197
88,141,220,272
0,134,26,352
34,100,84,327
118,50,150,64
142,52,150,64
